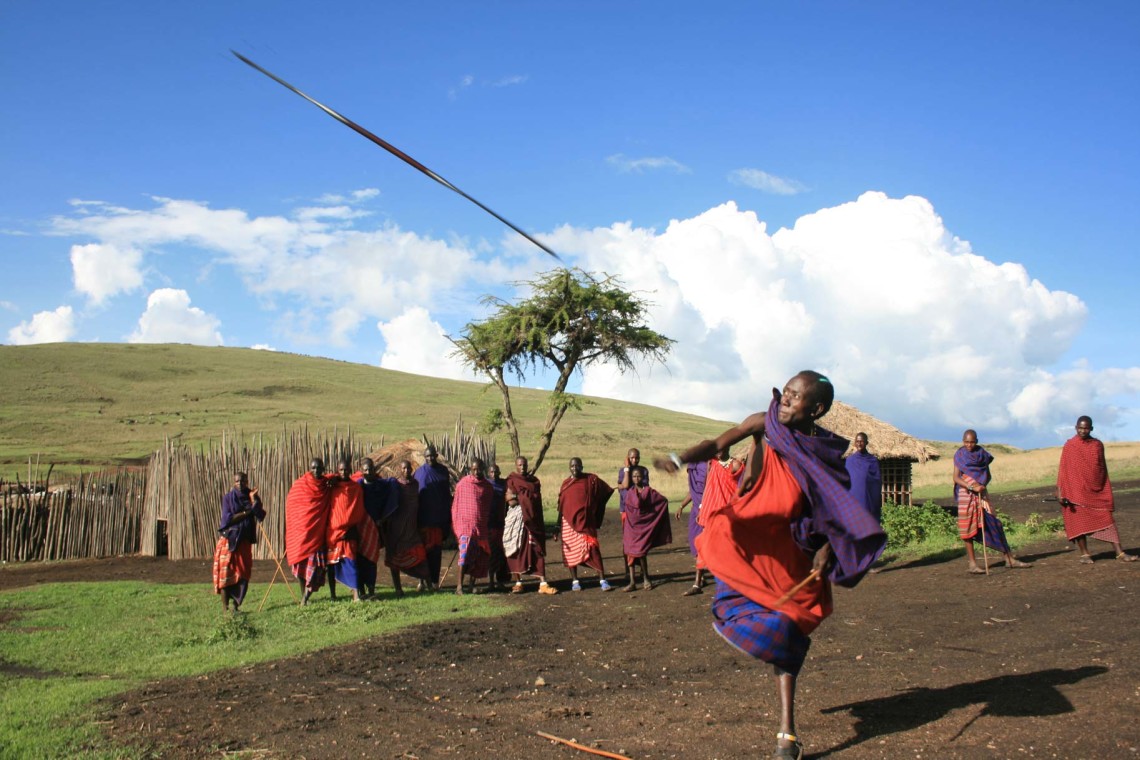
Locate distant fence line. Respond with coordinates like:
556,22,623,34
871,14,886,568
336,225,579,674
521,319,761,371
143,428,373,561
3,421,496,564
1,471,145,562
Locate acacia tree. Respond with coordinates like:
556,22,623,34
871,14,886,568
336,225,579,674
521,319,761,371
451,267,673,474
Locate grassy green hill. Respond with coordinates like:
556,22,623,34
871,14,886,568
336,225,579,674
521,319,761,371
0,343,731,480
5,343,1138,497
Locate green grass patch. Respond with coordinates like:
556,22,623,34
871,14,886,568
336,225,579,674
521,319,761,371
878,500,1064,564
0,581,507,758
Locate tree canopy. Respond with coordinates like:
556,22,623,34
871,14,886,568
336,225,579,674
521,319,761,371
451,268,673,473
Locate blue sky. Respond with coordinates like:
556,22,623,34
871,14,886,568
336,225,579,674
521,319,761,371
3,2,1138,448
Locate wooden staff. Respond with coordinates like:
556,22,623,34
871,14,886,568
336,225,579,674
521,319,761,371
535,731,631,760
256,518,299,611
979,494,990,576
773,567,823,607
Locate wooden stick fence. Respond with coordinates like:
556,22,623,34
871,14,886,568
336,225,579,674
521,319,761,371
142,428,373,560
1,470,145,562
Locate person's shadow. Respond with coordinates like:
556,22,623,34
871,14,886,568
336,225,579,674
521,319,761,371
814,665,1108,756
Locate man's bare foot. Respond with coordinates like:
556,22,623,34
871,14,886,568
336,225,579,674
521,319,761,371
641,580,654,591
621,582,636,592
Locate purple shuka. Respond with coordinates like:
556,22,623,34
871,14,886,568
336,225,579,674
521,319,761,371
686,460,708,556
844,451,883,520
764,394,886,588
413,462,452,531
622,485,672,558
953,446,994,500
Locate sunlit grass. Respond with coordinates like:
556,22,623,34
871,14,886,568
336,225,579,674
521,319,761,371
0,581,508,758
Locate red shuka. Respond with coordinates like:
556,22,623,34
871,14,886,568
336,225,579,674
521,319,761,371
285,473,330,564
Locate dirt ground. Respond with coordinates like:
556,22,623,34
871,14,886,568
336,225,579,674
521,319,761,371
3,483,1139,759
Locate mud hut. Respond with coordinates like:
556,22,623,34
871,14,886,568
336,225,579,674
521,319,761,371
818,401,939,506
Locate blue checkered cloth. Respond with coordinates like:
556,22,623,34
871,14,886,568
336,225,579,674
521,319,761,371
765,394,886,588
711,580,811,675
975,509,1012,554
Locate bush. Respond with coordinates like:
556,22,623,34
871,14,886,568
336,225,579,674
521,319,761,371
880,499,957,549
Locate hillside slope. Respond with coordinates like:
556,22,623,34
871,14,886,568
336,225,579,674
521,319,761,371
0,343,731,477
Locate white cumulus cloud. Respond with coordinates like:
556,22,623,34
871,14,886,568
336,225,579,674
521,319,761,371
377,306,479,382
69,242,144,304
7,305,76,344
128,288,223,345
539,191,1121,441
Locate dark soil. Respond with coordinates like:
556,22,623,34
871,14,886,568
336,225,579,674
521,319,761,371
3,483,1139,758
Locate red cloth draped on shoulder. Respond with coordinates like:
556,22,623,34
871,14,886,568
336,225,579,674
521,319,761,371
505,472,544,539
452,475,492,538
285,473,330,564
327,478,366,562
697,458,745,528
349,470,382,563
1057,435,1117,540
559,474,614,533
696,446,831,635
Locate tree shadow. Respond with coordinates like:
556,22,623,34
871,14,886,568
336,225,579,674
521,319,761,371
813,665,1108,756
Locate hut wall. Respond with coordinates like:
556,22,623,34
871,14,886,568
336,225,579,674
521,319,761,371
881,458,913,506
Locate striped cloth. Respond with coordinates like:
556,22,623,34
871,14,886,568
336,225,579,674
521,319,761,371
212,536,252,593
956,486,1012,552
560,518,603,572
711,580,811,675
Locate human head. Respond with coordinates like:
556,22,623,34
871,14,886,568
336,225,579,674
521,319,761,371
338,457,352,479
468,458,486,478
399,459,413,479
425,446,438,465
626,448,640,467
489,463,501,479
309,458,325,478
715,447,730,462
777,371,834,431
1076,416,1093,439
568,457,583,478
962,429,978,452
853,432,869,453
630,467,645,487
233,472,249,491
361,458,376,477
515,456,528,476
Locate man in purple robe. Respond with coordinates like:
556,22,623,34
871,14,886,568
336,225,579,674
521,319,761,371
844,433,882,520
621,467,671,591
413,445,452,591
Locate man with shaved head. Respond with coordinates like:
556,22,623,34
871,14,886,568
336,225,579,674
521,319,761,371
557,457,615,592
953,429,1031,573
1056,416,1136,563
655,370,886,759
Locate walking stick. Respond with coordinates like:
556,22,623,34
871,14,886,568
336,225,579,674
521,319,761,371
437,549,459,587
978,495,990,576
257,522,299,612
773,567,823,606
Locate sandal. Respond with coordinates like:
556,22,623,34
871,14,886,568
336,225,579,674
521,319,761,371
510,582,524,594
683,584,703,596
1007,559,1032,568
538,582,558,595
1118,552,1138,562
773,732,803,759
1079,554,1094,565
967,563,986,575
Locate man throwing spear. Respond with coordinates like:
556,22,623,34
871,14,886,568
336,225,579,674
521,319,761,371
655,370,886,760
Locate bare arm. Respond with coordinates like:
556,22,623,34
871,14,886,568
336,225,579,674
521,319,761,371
653,412,767,474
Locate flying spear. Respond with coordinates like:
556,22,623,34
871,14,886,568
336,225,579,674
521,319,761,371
232,50,562,262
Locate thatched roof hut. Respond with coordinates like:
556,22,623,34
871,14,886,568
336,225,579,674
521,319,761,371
818,401,939,506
